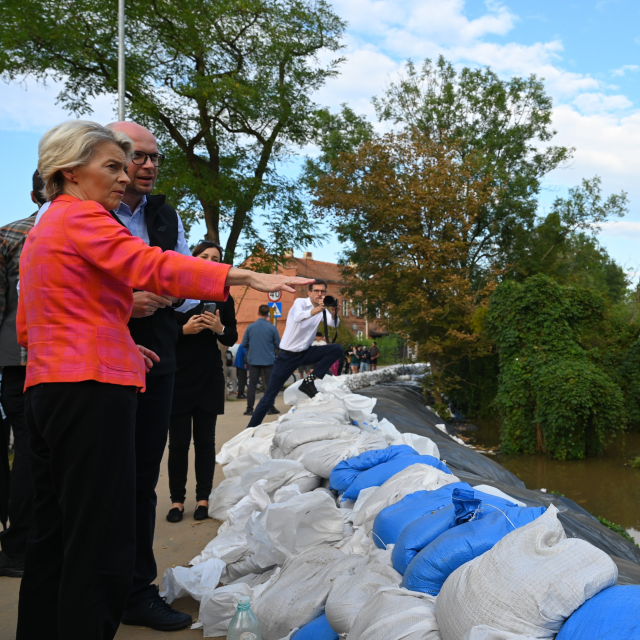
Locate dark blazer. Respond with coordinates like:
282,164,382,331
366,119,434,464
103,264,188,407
126,194,181,378
171,296,238,416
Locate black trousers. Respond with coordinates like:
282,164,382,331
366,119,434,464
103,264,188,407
127,372,175,608
236,367,247,396
247,364,274,411
16,381,137,640
168,407,217,504
0,366,33,556
248,344,344,428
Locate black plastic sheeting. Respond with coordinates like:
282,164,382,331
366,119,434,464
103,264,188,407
357,382,640,583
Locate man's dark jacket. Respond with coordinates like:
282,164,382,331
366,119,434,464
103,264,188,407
125,195,181,378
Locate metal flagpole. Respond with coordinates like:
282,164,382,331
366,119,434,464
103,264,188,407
117,0,125,120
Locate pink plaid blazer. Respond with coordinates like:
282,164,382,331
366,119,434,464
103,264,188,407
17,195,231,391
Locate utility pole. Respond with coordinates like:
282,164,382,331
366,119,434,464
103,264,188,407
117,0,125,120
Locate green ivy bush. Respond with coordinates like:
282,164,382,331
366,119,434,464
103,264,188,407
487,274,625,459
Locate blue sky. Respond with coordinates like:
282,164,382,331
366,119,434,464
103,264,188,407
2,0,640,276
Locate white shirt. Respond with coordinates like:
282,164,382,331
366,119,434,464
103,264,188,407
279,297,339,352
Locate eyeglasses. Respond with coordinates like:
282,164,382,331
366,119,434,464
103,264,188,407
131,152,165,167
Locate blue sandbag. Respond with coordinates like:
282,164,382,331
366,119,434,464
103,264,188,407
341,454,452,502
391,488,517,574
292,614,339,640
556,585,640,639
372,482,471,549
402,505,546,594
329,445,418,493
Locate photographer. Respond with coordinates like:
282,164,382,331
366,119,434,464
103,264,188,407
247,280,343,428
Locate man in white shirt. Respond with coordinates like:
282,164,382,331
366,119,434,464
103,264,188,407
247,279,343,427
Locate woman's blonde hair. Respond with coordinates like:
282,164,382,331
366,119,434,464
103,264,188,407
38,120,133,201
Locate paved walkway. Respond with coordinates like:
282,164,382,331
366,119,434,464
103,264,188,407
0,393,287,640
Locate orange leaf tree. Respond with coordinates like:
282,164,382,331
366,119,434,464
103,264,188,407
313,131,500,407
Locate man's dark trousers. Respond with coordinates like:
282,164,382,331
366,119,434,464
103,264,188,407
0,366,33,557
247,364,273,412
126,372,175,607
247,343,343,428
236,367,247,397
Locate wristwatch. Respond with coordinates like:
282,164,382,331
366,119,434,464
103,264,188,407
171,298,186,308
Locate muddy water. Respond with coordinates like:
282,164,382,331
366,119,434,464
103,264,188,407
470,420,640,532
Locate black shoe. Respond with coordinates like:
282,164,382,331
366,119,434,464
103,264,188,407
243,408,253,416
166,506,183,523
267,406,280,415
122,586,192,631
237,393,246,399
194,505,209,521
0,550,24,578
299,375,318,399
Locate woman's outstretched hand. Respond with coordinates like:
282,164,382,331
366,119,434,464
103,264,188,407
225,268,314,293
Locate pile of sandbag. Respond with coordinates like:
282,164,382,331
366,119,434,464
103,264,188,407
161,374,639,640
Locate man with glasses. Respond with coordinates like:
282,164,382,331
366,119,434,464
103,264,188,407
247,279,343,428
103,121,197,631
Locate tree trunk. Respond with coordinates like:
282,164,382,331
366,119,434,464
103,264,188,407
428,356,444,405
536,422,547,453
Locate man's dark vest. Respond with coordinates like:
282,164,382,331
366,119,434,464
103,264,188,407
123,194,180,378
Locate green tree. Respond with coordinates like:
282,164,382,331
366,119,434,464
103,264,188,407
0,0,345,263
372,56,572,268
487,274,626,459
313,131,500,408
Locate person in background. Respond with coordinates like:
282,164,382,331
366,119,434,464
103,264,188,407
0,171,43,578
166,241,238,524
247,280,343,428
16,119,312,640
369,341,380,371
312,331,327,347
241,305,281,417
360,345,371,372
234,343,248,400
350,345,361,374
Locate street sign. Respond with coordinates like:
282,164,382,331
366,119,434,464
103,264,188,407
268,302,282,317
268,291,282,302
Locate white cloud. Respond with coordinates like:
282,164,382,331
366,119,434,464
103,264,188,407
600,221,640,239
611,64,639,77
573,92,633,114
0,78,116,133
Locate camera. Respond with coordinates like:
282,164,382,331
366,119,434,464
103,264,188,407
323,295,338,307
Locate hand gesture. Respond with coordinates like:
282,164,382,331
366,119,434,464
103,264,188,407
183,315,205,335
137,345,160,372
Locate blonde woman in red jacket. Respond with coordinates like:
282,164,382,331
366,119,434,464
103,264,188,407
15,120,312,640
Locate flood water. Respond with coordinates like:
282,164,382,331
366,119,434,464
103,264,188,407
469,419,640,534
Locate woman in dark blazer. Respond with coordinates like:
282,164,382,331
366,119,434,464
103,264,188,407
166,241,238,522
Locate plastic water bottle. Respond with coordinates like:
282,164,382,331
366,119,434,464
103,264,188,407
226,596,262,640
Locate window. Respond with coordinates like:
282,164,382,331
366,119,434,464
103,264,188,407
356,302,363,318
342,299,349,317
375,307,381,319
356,331,363,339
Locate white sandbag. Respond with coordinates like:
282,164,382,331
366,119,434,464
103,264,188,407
342,393,377,424
223,452,270,478
353,464,459,534
190,525,249,566
461,626,538,640
392,432,440,459
226,480,274,530
160,557,225,604
207,476,247,520
472,484,526,508
225,566,278,588
435,505,618,640
217,421,278,465
221,555,275,584
253,546,367,640
361,417,402,443
246,491,344,568
274,424,361,456
325,548,401,635
239,459,317,494
348,586,441,640
200,569,280,637
287,432,388,479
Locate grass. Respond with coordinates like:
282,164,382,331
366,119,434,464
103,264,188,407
596,516,639,547
630,455,640,470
